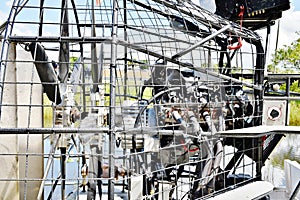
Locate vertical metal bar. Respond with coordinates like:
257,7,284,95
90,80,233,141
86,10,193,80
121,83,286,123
123,1,128,192
123,0,128,101
108,0,118,199
286,77,291,125
59,0,70,85
256,138,262,180
275,20,280,52
81,58,87,113
87,145,100,199
254,40,265,126
58,2,69,199
91,0,99,93
38,0,45,36
60,147,67,200
69,0,86,111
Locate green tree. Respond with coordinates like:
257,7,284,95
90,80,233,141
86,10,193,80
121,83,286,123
268,36,300,126
268,35,300,72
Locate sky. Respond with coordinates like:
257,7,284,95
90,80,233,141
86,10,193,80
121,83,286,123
257,0,300,64
0,0,299,63
268,0,300,48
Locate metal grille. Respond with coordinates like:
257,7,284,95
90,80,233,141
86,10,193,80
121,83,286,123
0,0,269,199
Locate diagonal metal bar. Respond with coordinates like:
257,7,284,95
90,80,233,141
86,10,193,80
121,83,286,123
37,134,61,200
290,180,300,200
171,24,231,59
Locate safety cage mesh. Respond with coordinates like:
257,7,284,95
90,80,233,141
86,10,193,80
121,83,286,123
0,0,269,199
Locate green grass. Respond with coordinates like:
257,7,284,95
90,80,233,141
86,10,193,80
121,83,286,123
289,100,300,126
271,145,300,168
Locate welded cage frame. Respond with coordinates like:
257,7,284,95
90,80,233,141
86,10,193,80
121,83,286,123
0,0,274,200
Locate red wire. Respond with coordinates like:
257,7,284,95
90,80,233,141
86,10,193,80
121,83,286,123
228,6,245,50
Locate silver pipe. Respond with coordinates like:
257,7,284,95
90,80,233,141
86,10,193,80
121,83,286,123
108,0,119,198
172,24,231,59
264,96,300,101
0,127,110,134
8,35,112,43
